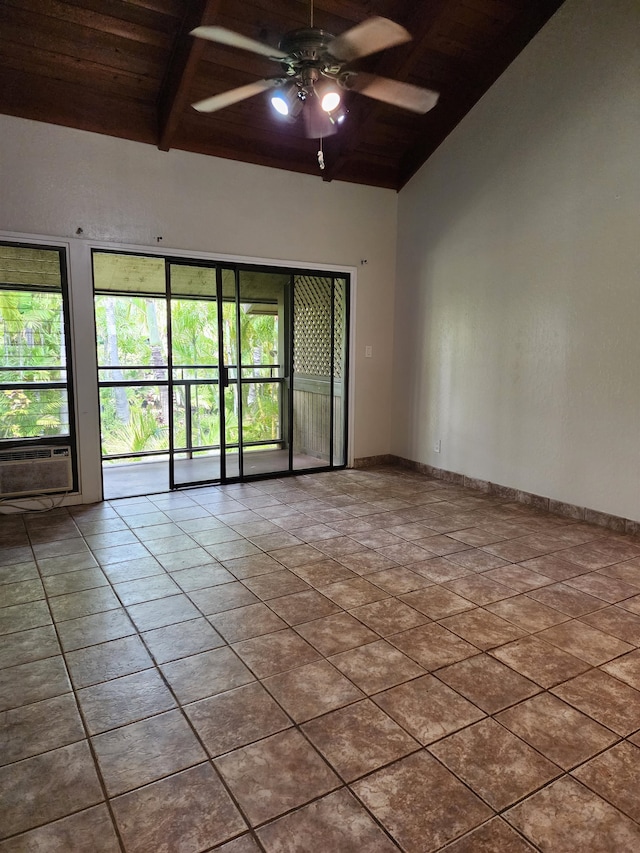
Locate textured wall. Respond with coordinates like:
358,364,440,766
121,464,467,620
0,115,398,498
393,0,640,520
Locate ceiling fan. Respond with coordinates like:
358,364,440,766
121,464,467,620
190,7,439,141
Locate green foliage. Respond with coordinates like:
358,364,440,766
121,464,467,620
0,289,69,438
95,294,281,458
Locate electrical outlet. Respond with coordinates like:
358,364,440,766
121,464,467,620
434,440,441,453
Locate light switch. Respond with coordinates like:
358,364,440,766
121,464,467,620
365,346,373,358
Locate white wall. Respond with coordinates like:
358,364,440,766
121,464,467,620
393,0,640,521
0,115,398,500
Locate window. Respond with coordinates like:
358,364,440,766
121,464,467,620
0,242,75,447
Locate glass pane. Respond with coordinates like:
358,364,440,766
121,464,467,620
172,381,221,451
333,278,347,466
170,265,216,297
242,382,281,444
0,244,62,289
0,290,66,377
238,270,288,476
223,382,239,479
99,386,169,456
0,388,70,439
93,253,165,294
170,296,219,371
95,296,167,372
292,275,332,469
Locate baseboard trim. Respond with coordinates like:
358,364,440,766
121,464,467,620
354,454,639,537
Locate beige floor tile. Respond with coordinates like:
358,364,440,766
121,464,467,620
302,699,419,781
263,660,363,722
0,624,60,670
4,469,640,851
215,729,340,826
367,566,432,595
185,681,291,757
0,805,120,853
439,608,526,650
266,589,340,625
497,693,617,770
0,741,103,839
242,570,311,601
141,617,225,664
601,648,640,689
436,654,540,714
0,600,52,636
209,602,287,642
1,579,45,608
216,835,262,853
257,788,399,852
65,634,153,688
352,751,492,852
112,573,181,606
0,693,85,766
399,586,475,620
56,608,136,652
0,655,71,712
580,605,640,644
291,559,357,588
350,598,428,636
42,567,108,596
429,718,560,810
77,668,176,735
161,646,254,704
506,776,640,851
329,639,425,694
232,629,321,678
552,668,640,735
126,593,201,631
444,575,516,606
336,550,399,575
321,577,389,608
490,635,590,688
536,620,633,665
374,674,485,745
528,582,608,616
92,708,206,795
295,612,378,656
188,582,260,615
442,817,537,852
573,741,640,822
111,762,246,852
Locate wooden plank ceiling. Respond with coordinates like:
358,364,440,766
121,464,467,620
0,0,566,190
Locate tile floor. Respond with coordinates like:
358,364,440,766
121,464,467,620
2,466,640,851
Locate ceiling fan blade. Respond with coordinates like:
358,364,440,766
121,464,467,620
350,72,439,114
328,17,411,62
191,26,288,60
192,79,281,113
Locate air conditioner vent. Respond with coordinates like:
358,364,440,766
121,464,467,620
0,445,73,498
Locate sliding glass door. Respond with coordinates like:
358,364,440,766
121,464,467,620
93,251,348,497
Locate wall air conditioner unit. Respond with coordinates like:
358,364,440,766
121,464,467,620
0,445,73,498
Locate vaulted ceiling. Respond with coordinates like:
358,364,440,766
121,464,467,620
0,0,565,190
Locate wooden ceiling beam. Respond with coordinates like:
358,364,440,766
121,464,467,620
322,0,450,185
157,0,221,152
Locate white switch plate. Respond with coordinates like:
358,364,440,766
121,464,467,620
434,440,441,453
365,346,372,358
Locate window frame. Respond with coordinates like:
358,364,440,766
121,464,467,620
0,240,78,486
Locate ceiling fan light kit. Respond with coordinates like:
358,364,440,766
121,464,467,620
190,12,439,168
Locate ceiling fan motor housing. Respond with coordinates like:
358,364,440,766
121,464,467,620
278,29,342,78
